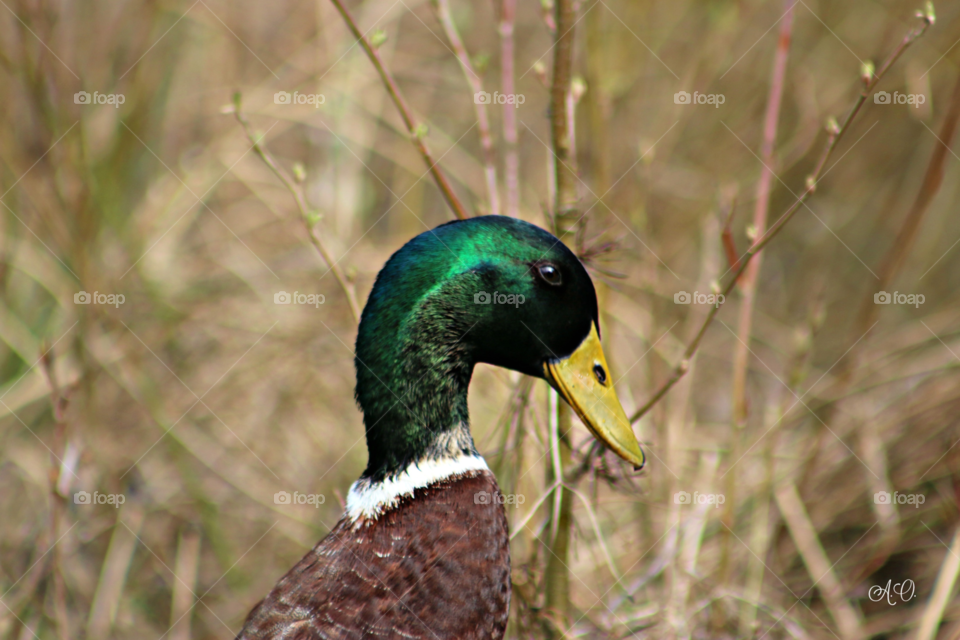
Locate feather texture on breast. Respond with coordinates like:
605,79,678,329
236,470,510,640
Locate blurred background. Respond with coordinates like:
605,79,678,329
1,0,960,638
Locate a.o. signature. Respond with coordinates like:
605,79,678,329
869,579,916,605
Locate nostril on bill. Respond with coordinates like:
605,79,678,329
593,364,607,385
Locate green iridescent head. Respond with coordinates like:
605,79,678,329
355,215,643,480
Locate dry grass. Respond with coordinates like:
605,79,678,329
1,0,960,638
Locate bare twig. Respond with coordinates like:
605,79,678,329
543,0,579,634
41,345,70,640
723,0,793,602
792,1,945,511
566,484,625,588
775,482,863,639
433,0,499,216
851,68,960,355
170,525,201,640
86,500,147,640
232,97,362,322
719,189,740,272
730,0,793,431
328,0,470,221
810,66,960,580
500,0,520,217
913,526,960,640
550,0,579,236
544,394,575,637
630,7,934,425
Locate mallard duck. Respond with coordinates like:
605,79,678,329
236,215,645,640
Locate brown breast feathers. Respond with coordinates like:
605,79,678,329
236,470,510,640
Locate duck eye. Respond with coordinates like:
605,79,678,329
537,264,562,285
593,364,607,385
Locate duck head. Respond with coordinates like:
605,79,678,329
355,216,645,481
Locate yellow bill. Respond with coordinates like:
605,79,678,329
544,324,645,470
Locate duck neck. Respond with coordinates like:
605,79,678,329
355,287,481,483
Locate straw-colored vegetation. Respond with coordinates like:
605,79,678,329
1,0,959,638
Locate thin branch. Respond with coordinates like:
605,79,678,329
808,65,960,579
730,0,793,429
775,482,864,639
550,0,579,235
630,7,934,424
500,0,520,217
433,0,499,216
722,0,793,599
565,484,625,588
232,97,362,323
914,525,960,640
852,69,960,347
41,345,70,640
329,0,470,221
543,0,579,634
508,480,561,540
719,189,740,272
